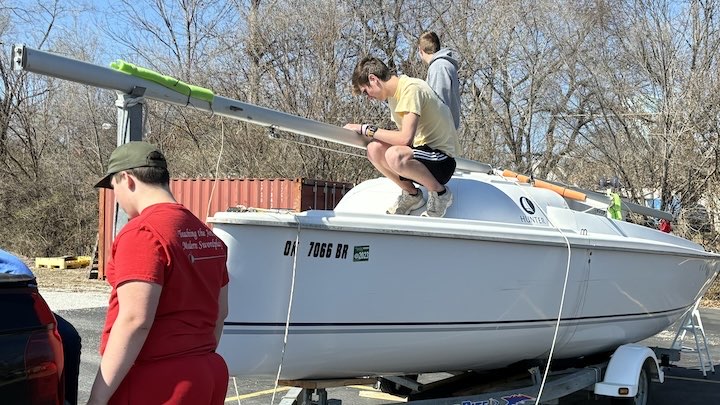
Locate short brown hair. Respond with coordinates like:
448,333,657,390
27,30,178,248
113,166,170,187
350,57,393,95
419,31,441,54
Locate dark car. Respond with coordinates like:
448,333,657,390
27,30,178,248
0,273,65,404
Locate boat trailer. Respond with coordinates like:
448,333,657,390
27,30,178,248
276,344,669,405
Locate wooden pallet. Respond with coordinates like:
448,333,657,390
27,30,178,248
35,255,92,270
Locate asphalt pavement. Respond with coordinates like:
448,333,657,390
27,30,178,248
51,293,720,405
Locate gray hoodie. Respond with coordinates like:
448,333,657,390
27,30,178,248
427,48,461,130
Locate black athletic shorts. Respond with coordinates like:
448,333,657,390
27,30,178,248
399,144,456,185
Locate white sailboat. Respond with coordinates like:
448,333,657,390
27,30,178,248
211,171,720,379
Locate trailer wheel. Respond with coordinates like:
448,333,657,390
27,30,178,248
609,366,650,405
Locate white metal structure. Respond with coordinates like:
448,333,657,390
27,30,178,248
671,299,716,377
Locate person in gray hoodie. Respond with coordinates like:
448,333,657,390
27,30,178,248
418,31,461,130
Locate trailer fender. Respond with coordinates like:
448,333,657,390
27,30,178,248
594,344,664,398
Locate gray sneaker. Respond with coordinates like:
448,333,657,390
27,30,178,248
387,189,425,215
421,188,453,217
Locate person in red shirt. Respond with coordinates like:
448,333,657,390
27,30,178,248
88,141,229,405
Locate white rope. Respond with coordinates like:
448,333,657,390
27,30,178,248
206,118,225,220
505,173,573,403
270,221,301,404
270,134,367,159
206,116,235,402
535,227,572,402
232,376,241,405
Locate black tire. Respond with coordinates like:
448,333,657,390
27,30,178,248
609,367,650,405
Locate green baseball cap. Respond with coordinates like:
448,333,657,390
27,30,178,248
95,141,167,189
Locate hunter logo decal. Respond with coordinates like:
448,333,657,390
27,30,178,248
519,196,546,224
519,197,535,214
353,245,369,262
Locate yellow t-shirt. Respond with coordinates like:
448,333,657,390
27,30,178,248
388,75,460,157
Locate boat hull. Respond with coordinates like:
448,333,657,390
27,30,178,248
212,209,719,379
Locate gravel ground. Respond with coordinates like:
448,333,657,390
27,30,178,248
33,265,111,293
42,290,109,311
31,263,112,313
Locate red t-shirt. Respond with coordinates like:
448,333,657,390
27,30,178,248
100,203,229,361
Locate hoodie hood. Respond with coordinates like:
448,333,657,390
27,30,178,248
429,48,459,69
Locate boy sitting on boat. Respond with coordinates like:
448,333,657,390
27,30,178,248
344,57,460,217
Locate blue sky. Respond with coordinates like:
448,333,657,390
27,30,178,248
5,0,150,64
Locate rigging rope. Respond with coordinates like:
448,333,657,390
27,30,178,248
270,220,302,404
206,117,226,220
507,172,574,403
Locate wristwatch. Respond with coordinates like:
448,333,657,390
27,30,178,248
364,124,378,138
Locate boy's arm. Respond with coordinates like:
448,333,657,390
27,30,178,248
87,281,162,404
344,112,419,146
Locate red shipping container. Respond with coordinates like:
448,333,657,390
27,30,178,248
98,178,353,279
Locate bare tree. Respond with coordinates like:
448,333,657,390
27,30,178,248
0,0,109,256
4,0,720,257
575,0,720,238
